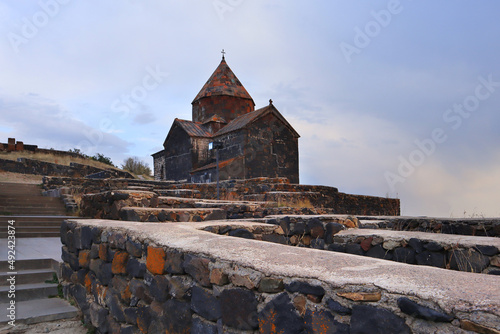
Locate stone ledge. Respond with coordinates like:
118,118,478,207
67,219,500,317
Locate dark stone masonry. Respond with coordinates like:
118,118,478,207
61,220,500,334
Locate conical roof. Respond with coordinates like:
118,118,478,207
192,58,254,103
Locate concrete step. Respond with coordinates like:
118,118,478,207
0,269,55,286
0,221,61,226
0,259,58,272
0,226,60,232
0,231,61,238
0,298,79,325
156,189,201,198
0,283,59,302
120,206,226,222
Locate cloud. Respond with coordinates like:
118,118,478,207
133,111,157,125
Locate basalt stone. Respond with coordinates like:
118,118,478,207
107,314,121,333
488,270,500,275
328,243,346,253
393,247,416,264
416,251,446,268
259,293,303,334
183,254,211,287
220,288,259,330
424,241,444,252
259,277,284,293
150,275,170,302
70,283,89,314
91,227,101,244
111,276,131,304
191,286,221,321
62,246,80,271
126,258,146,278
120,325,139,334
397,297,453,322
60,220,69,245
157,210,167,222
304,309,350,334
66,230,76,253
366,245,393,260
147,214,159,222
126,240,143,258
345,243,364,256
408,238,424,253
325,222,345,244
310,238,325,249
129,279,153,304
162,299,192,334
165,250,184,274
350,305,411,334
475,245,499,256
448,249,489,273
112,251,129,275
360,237,373,252
219,225,232,235
109,232,127,250
121,209,140,222
326,298,351,315
191,317,218,334
90,244,100,259
307,218,325,238
136,306,152,334
285,281,325,296
262,234,288,245
90,302,109,330
168,275,192,300
229,228,255,239
124,307,138,325
61,263,73,281
105,290,126,322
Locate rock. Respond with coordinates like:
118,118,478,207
308,218,325,238
397,297,453,322
382,240,400,250
111,251,129,275
136,306,151,333
448,249,489,273
491,256,500,267
460,319,500,334
345,243,364,255
328,243,346,253
126,258,146,278
326,298,351,315
304,309,350,334
259,277,284,293
310,238,325,249
325,222,345,244
75,226,93,250
220,288,259,330
105,291,126,322
350,305,411,334
424,241,444,252
393,247,416,264
183,254,211,287
90,302,109,330
90,244,99,259
109,232,127,250
146,246,166,275
229,228,255,239
416,251,446,268
337,292,381,302
129,279,153,304
285,281,325,296
168,275,192,300
191,286,221,321
162,299,192,333
191,317,218,334
475,245,499,256
259,293,304,334
360,237,373,251
165,250,184,274
292,294,306,316
210,268,229,286
150,275,170,302
126,240,143,258
408,238,424,253
262,233,288,245
366,245,392,260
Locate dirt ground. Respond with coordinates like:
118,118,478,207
0,317,88,334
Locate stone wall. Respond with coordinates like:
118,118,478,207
208,216,500,275
61,219,500,333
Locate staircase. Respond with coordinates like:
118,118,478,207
0,259,78,325
0,182,74,238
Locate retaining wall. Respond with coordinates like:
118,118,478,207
61,219,500,334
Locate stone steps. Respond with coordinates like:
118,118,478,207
0,216,74,238
0,258,78,325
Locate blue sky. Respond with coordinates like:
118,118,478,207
1,1,499,217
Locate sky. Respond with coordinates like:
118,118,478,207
0,1,499,217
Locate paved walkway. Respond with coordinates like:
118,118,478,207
0,237,62,261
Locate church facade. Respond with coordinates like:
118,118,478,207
152,56,300,184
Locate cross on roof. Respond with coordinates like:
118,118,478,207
221,49,226,59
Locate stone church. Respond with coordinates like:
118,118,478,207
152,55,300,184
